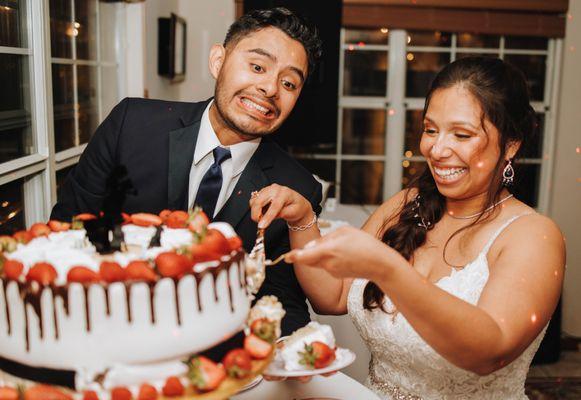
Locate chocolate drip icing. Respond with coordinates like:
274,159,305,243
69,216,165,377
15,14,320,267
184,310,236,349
50,287,59,340
224,262,234,313
53,286,70,316
20,283,44,347
2,280,11,335
148,283,156,324
194,274,202,312
172,279,181,325
104,286,111,316
124,283,132,322
83,286,91,332
211,270,219,303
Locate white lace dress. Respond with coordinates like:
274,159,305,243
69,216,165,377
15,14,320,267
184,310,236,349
348,215,546,399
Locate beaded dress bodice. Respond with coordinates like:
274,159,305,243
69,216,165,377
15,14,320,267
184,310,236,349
348,215,546,399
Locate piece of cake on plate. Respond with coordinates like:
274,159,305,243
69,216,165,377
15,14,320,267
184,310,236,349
280,321,337,371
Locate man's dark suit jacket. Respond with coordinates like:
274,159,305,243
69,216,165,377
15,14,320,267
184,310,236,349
51,98,322,335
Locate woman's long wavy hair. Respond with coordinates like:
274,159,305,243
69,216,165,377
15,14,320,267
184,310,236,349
363,56,538,312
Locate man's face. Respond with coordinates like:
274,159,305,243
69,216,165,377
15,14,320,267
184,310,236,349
210,27,308,141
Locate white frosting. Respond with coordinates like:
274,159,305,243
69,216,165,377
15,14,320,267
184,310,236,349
280,322,335,371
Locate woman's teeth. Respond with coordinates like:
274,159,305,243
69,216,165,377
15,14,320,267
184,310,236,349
434,167,466,180
241,98,269,115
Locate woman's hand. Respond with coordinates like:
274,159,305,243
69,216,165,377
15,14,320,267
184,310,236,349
249,184,314,230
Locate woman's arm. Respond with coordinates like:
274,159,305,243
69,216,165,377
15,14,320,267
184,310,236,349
290,213,565,374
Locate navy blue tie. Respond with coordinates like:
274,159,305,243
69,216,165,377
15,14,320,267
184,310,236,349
194,147,232,219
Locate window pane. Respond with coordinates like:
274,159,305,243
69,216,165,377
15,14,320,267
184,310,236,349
341,160,383,205
345,29,388,45
75,0,98,60
102,66,118,117
457,33,500,48
50,0,73,58
0,178,26,235
455,52,499,60
404,109,423,157
343,50,387,96
0,0,27,47
56,164,75,192
407,31,451,47
99,1,118,62
296,158,336,198
77,65,98,144
505,36,548,50
520,113,544,159
0,54,33,163
406,52,450,98
513,163,540,208
52,63,76,152
402,161,426,189
504,55,546,101
342,108,386,155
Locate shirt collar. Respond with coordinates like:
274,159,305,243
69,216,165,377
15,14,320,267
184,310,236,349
193,100,261,177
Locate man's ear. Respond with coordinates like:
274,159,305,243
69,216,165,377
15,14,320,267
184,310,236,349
208,44,226,80
506,140,522,160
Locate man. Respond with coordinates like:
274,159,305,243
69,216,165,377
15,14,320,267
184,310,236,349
51,7,323,335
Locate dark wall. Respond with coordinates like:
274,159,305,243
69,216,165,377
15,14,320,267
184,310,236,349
243,0,342,152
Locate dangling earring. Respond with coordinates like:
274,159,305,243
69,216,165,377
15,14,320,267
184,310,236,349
502,160,514,186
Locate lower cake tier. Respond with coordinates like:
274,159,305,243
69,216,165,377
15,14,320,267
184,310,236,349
0,257,249,377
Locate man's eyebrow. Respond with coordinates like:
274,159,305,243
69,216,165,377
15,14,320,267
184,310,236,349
247,48,306,84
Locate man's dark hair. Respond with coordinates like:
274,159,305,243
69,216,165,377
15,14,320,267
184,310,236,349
224,7,322,78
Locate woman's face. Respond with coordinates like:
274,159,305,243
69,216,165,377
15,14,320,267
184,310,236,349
420,84,504,201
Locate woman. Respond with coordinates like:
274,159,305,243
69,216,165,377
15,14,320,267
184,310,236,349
251,57,565,399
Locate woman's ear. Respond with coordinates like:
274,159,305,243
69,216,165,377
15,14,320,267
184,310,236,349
506,140,522,160
208,44,226,80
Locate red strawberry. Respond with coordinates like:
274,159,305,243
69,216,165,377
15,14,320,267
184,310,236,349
201,229,230,255
159,209,172,223
187,209,209,234
155,252,191,278
26,262,58,285
48,220,71,232
0,386,18,400
110,387,132,400
187,356,226,392
299,341,336,369
67,266,100,283
126,260,157,282
162,376,184,397
165,211,189,229
23,385,73,400
13,230,33,244
243,334,272,359
121,213,132,224
82,390,99,400
222,348,252,379
99,261,126,282
187,243,222,263
30,223,51,238
131,213,163,227
3,259,24,280
75,213,97,221
250,318,276,343
0,236,17,252
227,236,243,252
137,383,157,400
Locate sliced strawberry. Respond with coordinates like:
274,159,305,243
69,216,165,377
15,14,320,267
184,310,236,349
155,252,191,278
67,266,100,284
121,212,132,224
222,348,252,379
227,236,243,252
162,376,184,397
201,229,230,255
187,209,209,234
125,260,157,282
0,386,18,400
250,318,276,343
74,213,97,221
3,259,24,280
110,387,132,400
0,236,17,253
159,209,172,223
23,384,73,400
82,390,99,400
187,243,222,263
99,261,126,283
137,383,157,400
299,341,336,369
187,356,226,392
131,213,163,227
13,230,33,244
243,333,272,359
26,262,58,285
30,223,51,238
48,220,71,232
165,211,189,229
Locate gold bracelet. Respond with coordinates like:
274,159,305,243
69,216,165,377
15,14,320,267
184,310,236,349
287,212,317,232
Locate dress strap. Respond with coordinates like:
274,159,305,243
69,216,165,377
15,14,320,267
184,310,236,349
481,213,533,256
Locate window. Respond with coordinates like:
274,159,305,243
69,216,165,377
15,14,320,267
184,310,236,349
294,28,561,213
0,0,123,233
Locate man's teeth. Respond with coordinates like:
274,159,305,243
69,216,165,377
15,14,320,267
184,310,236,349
434,167,466,180
241,98,269,114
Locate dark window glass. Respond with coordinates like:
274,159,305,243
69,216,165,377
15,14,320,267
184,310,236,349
0,178,26,235
512,163,540,208
520,113,544,159
342,109,386,155
504,55,546,102
402,161,427,189
50,0,73,58
77,65,98,144
345,29,388,45
404,110,424,157
296,158,336,198
457,33,500,48
406,52,450,98
505,36,548,50
56,165,75,193
74,0,98,60
455,52,499,60
0,0,27,47
52,64,75,152
407,31,452,47
341,160,383,205
344,50,387,96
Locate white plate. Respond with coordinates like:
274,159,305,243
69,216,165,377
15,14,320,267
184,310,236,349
263,348,356,378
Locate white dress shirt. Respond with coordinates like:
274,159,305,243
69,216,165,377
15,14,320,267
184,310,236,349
187,101,261,217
